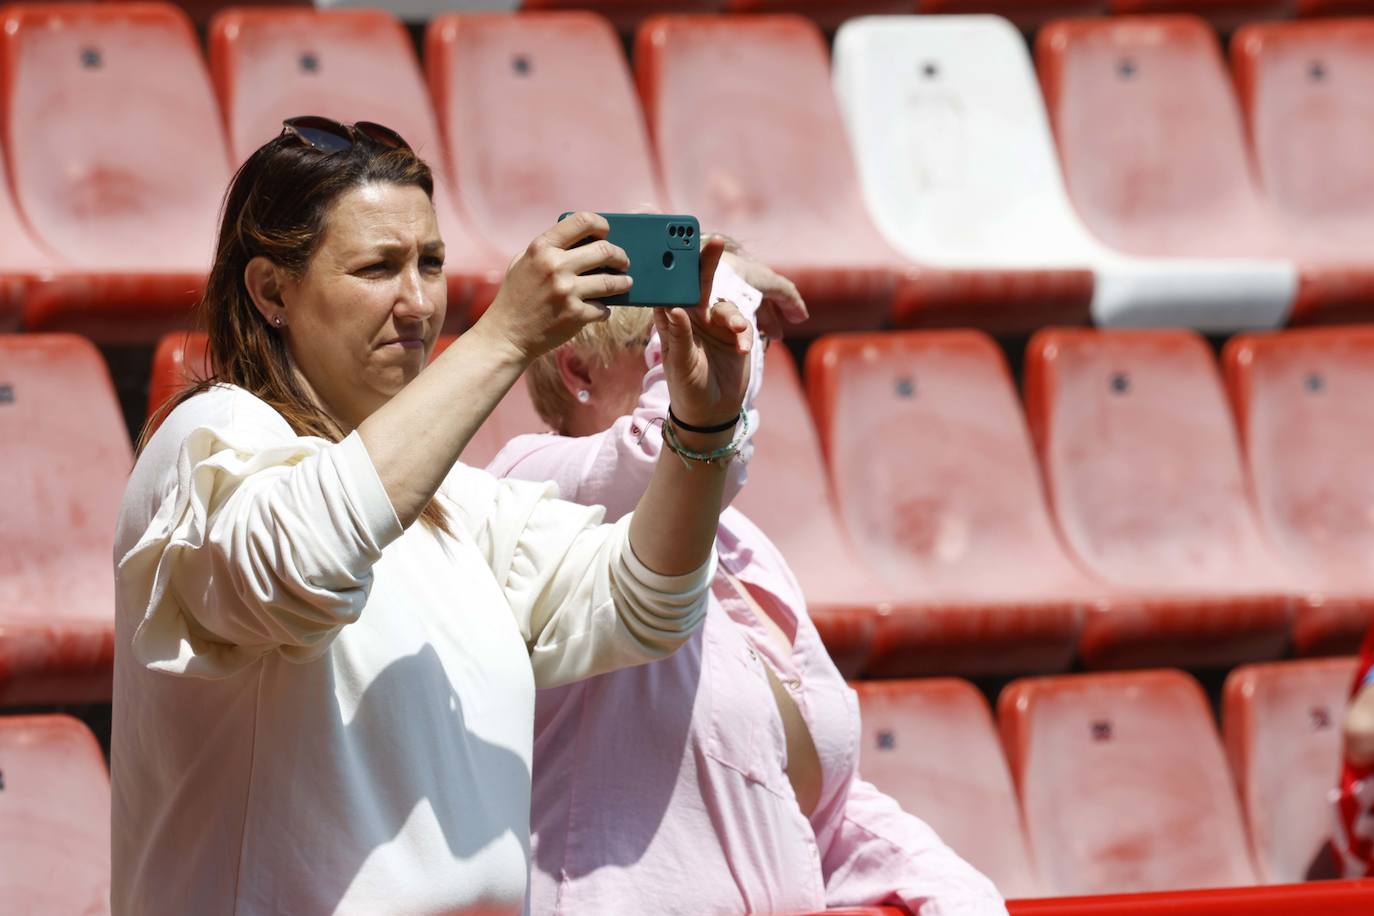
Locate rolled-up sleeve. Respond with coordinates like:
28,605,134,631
116,424,403,679
450,469,713,688
823,778,1008,916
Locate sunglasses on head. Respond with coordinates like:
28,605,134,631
280,116,411,154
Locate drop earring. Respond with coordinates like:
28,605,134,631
577,390,590,403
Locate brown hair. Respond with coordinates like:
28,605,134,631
526,308,655,431
141,127,450,533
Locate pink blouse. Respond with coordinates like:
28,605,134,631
486,263,1005,915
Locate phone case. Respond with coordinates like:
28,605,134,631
559,212,701,307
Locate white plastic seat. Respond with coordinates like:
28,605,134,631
832,15,1297,333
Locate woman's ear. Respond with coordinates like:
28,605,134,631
554,347,595,405
244,256,289,328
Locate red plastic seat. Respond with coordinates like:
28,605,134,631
1232,21,1374,325
0,3,231,343
1036,16,1296,327
731,346,879,676
1006,880,1374,914
0,140,53,331
807,331,1087,676
426,10,663,302
208,7,504,328
0,715,110,914
1223,657,1357,884
1023,329,1294,669
147,330,210,422
0,336,127,704
1222,327,1374,655
1000,669,1258,895
854,678,1041,898
635,15,907,334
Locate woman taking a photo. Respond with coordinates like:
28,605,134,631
111,117,751,915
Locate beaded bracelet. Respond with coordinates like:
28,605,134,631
662,407,750,469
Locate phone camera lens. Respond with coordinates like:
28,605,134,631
685,226,694,237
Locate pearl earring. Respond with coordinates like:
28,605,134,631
272,315,284,328
577,390,590,403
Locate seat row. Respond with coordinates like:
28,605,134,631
852,661,1358,896
0,6,1372,340
5,662,1372,912
4,322,1374,702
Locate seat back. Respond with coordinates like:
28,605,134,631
855,678,1040,898
634,15,893,270
0,335,130,636
1036,16,1276,258
1232,20,1374,257
807,330,1089,601
148,331,210,421
1223,657,1357,883
1000,669,1258,895
0,715,109,914
1024,328,1284,593
833,15,1096,268
207,5,499,299
1223,327,1374,593
0,3,228,271
732,345,891,616
426,12,662,256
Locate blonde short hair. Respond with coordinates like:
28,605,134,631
526,307,655,430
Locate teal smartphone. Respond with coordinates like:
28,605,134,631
558,212,701,307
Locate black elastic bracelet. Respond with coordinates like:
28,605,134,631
668,405,740,435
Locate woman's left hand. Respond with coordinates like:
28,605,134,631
653,236,754,432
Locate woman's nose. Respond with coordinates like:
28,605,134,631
395,264,437,321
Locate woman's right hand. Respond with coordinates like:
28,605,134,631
475,212,632,364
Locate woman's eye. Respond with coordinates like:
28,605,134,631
422,256,445,272
357,262,389,276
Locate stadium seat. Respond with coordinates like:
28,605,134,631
426,11,664,287
0,142,53,332
1222,327,1374,655
999,669,1258,895
0,715,110,914
854,678,1041,898
1223,657,1357,884
635,15,907,334
147,330,210,422
806,331,1087,676
0,3,231,343
1232,21,1374,325
833,16,1295,334
0,336,127,704
915,0,1104,30
207,8,504,329
1036,16,1297,332
731,346,880,676
1023,329,1294,669
1006,880,1374,914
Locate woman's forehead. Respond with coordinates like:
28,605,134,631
320,183,441,254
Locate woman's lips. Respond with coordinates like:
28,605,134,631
381,338,425,350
